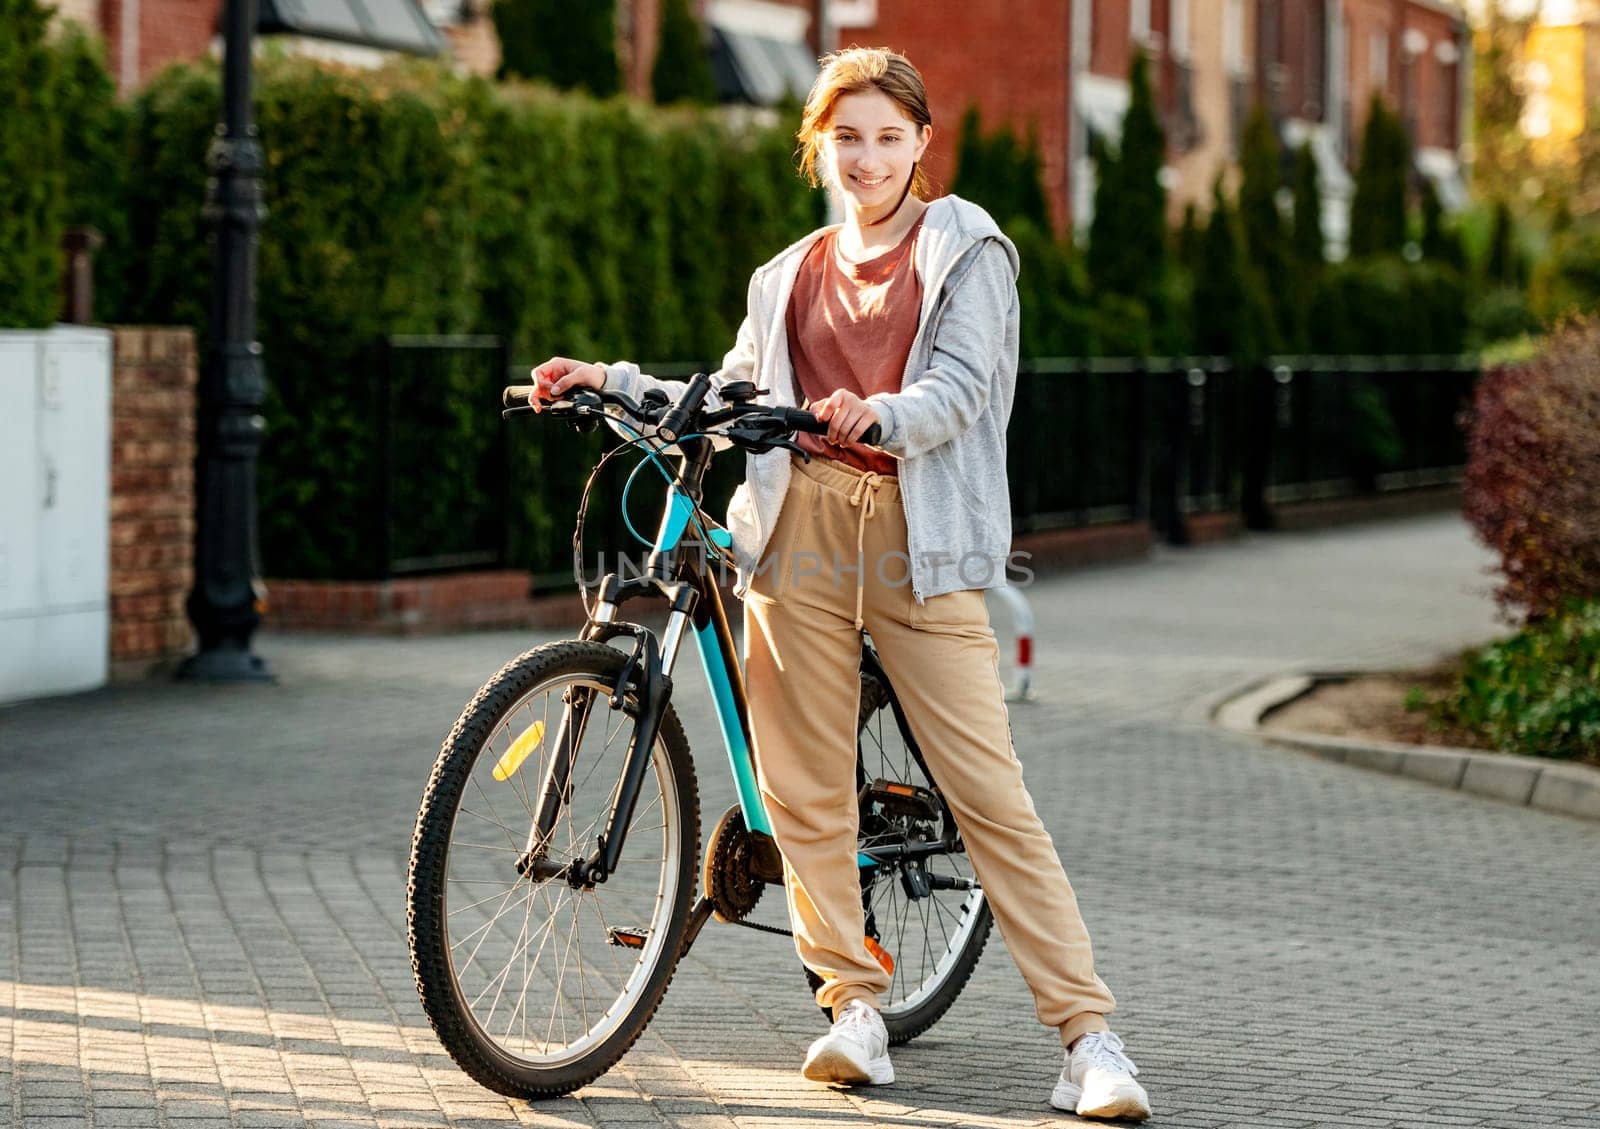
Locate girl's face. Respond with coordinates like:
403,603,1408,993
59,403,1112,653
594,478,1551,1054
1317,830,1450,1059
822,88,931,213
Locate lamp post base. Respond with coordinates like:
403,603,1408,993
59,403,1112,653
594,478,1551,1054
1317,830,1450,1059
176,645,274,683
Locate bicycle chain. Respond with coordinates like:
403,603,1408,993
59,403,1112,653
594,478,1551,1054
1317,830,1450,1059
730,917,792,938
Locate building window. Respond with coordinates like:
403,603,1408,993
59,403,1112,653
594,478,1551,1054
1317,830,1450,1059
1170,0,1190,60
1369,29,1388,87
1133,0,1152,46
1224,0,1249,77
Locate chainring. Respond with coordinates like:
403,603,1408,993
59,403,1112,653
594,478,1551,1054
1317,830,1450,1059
702,804,767,924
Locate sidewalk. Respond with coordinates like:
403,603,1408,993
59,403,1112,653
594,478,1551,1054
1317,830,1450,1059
3,513,1597,1128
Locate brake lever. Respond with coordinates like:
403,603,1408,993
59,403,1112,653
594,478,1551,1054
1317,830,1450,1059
723,424,811,459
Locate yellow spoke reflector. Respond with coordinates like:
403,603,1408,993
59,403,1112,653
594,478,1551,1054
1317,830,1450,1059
493,720,546,782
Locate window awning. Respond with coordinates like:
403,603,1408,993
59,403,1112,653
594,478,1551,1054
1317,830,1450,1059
709,26,817,104
1075,74,1130,149
705,0,817,105
258,0,446,57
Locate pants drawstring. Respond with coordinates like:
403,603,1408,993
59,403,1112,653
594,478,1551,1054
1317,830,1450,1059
846,471,884,631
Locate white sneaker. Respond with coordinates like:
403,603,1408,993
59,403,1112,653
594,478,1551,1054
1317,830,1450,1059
1050,1030,1151,1120
801,1000,894,1086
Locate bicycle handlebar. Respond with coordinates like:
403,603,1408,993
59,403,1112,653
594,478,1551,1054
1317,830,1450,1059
502,379,882,449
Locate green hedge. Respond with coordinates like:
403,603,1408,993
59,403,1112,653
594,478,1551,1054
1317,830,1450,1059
102,56,823,578
1423,598,1600,762
0,0,64,327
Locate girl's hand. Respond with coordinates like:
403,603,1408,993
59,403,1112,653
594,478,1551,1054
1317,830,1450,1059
807,389,883,446
529,357,605,411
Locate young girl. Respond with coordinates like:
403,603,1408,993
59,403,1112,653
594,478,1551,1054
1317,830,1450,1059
531,47,1151,1122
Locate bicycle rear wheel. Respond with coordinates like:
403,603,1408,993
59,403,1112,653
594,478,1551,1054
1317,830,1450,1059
805,664,993,1044
408,641,699,1098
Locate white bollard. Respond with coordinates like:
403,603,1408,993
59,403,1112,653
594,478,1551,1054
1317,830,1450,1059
987,585,1035,702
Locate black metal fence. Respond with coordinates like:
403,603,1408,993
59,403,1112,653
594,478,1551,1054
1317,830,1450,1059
352,338,1477,582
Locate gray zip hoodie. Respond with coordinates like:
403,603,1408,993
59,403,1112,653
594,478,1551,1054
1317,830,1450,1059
602,194,1020,606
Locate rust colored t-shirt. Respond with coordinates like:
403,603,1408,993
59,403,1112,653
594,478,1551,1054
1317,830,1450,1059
786,211,926,475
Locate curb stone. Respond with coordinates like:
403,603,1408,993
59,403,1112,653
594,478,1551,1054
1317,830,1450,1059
1213,674,1600,822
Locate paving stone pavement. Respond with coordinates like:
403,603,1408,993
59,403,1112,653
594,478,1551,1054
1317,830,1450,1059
3,512,1598,1129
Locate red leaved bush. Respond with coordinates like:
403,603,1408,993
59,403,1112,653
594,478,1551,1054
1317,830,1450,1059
1462,320,1600,623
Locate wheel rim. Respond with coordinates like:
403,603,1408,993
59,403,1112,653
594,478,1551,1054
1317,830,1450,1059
440,674,681,1066
856,680,986,1018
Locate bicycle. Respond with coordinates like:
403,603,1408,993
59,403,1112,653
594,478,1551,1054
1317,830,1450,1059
407,372,993,1098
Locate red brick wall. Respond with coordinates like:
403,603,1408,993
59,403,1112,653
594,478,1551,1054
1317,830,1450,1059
1400,2,1461,150
1263,0,1331,122
110,328,195,667
98,0,221,90
1091,0,1134,77
864,0,1074,232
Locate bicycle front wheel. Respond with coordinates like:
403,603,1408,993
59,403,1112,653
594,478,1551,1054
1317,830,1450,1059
408,641,699,1098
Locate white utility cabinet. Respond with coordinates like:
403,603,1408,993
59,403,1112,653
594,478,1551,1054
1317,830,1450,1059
0,326,113,705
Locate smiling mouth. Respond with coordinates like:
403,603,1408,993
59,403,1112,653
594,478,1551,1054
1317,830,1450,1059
851,174,888,188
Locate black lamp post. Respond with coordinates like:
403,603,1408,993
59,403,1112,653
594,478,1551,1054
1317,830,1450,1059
179,0,271,682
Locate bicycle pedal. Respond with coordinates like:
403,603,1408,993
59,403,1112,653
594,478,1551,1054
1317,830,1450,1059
606,927,651,949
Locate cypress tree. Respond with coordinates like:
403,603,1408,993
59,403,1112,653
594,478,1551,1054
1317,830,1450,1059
1176,202,1203,272
1088,50,1167,305
494,0,619,96
1486,198,1521,286
951,104,990,203
1237,104,1288,350
1192,178,1266,362
951,105,1052,230
652,0,716,105
1349,95,1408,257
1290,140,1323,266
1418,177,1465,269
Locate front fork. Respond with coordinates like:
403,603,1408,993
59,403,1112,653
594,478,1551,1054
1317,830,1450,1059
516,595,696,888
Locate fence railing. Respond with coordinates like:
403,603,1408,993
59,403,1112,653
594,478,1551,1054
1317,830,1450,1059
334,338,1478,582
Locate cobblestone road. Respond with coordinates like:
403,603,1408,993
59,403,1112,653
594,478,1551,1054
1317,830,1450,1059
3,514,1597,1128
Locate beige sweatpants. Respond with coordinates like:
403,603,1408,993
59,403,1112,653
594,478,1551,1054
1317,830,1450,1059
741,451,1117,1049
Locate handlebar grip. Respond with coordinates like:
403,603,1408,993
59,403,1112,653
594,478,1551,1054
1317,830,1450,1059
503,385,537,408
779,407,882,448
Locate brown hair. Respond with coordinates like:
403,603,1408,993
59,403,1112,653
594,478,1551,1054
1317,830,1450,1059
796,47,934,200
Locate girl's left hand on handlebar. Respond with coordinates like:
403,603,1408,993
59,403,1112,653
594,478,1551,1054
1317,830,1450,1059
529,357,606,411
806,390,883,446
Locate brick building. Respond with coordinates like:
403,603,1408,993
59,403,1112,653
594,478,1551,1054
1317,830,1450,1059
827,0,1466,249
51,0,445,94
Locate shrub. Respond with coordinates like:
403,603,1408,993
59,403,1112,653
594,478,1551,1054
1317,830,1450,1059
1468,284,1539,349
1529,222,1600,325
1429,598,1600,761
1462,319,1600,621
1008,219,1097,356
50,22,130,318
1307,257,1467,355
103,56,822,579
